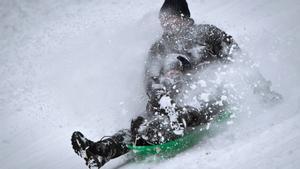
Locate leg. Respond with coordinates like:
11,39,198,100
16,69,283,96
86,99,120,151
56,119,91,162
71,101,225,168
71,116,154,168
71,129,131,169
178,100,227,127
132,101,225,145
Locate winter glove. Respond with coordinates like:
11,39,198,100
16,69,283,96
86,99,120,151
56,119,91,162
260,90,283,105
253,80,283,105
149,84,167,102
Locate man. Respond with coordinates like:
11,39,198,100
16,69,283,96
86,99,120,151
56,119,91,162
71,0,281,168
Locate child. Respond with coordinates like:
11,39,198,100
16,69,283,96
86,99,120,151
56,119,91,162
71,0,281,168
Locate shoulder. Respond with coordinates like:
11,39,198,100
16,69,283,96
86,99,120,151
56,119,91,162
150,39,164,49
194,24,225,34
149,39,165,56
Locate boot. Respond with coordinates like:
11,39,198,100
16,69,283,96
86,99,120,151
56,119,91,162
71,130,131,169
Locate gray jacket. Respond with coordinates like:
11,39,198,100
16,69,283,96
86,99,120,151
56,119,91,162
145,23,239,101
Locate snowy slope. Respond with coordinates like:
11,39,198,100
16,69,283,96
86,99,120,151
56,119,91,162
0,0,299,169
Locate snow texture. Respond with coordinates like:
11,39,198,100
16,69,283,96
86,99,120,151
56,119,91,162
0,0,300,169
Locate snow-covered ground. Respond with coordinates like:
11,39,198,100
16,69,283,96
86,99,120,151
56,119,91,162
0,0,299,169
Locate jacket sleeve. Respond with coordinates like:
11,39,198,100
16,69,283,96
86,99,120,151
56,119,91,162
199,24,240,61
243,60,283,104
200,25,282,104
144,40,166,99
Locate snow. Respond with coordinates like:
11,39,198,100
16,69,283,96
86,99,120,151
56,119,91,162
0,0,300,169
159,95,174,109
200,93,210,102
197,80,207,87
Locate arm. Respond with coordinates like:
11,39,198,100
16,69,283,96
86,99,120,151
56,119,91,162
199,24,240,62
202,24,282,104
199,24,282,104
144,40,166,103
243,60,283,104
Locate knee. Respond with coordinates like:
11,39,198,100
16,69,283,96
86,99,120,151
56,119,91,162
180,106,203,127
130,116,145,136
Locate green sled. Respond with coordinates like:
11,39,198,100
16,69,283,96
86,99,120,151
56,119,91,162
127,111,232,158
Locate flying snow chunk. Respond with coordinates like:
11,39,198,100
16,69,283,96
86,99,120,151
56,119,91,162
221,95,228,100
173,128,184,135
197,80,207,87
190,84,197,90
206,123,211,130
227,121,234,125
200,93,210,102
159,95,173,109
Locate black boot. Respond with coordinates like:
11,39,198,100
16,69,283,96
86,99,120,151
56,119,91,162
71,130,131,169
71,131,108,168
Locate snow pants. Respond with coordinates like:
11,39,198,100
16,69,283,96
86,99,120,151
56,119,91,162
100,101,226,159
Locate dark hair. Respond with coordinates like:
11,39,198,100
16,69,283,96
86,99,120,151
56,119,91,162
159,0,191,19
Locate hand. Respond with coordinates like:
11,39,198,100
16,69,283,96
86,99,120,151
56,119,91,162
261,90,283,105
253,80,283,105
150,87,167,102
147,87,167,113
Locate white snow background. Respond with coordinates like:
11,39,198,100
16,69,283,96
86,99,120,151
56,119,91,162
0,0,299,169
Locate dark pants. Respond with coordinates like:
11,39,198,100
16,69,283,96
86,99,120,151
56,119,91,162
102,100,226,159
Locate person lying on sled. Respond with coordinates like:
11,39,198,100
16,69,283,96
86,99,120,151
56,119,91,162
71,0,282,168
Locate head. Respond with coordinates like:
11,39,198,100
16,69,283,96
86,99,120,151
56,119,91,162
159,0,194,33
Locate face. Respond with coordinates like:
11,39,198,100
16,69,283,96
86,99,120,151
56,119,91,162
160,14,190,33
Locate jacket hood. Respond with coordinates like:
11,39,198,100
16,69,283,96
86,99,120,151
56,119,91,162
159,0,191,19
